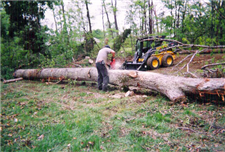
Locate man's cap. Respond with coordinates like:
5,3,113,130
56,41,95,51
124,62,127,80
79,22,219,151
105,45,110,48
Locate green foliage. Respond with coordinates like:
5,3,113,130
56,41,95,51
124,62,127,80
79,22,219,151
160,0,225,45
182,38,190,44
92,29,104,39
1,2,58,79
151,41,156,48
1,9,10,38
113,29,131,52
1,1,82,79
1,37,39,79
124,48,134,57
2,1,54,52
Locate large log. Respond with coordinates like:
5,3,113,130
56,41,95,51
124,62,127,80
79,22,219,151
13,68,225,102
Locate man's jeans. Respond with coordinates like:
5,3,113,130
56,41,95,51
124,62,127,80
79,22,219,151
96,61,109,91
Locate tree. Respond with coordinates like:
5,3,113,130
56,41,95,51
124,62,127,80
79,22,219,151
113,29,131,52
1,1,55,79
111,0,119,35
13,68,225,102
210,0,225,45
1,9,10,39
126,0,156,36
160,0,225,44
3,1,54,54
125,0,138,51
61,0,69,44
148,0,153,34
101,2,106,38
84,0,94,52
102,0,114,38
93,29,104,39
134,0,146,36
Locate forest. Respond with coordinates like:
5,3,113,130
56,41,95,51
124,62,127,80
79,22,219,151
1,0,225,80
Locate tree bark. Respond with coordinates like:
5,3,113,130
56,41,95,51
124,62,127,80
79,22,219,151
85,0,92,34
153,6,159,34
52,6,58,32
85,0,94,50
101,2,106,38
111,0,119,35
103,0,113,38
13,68,225,102
148,0,153,34
143,0,147,33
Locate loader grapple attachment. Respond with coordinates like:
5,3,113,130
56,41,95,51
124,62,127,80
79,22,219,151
123,61,147,71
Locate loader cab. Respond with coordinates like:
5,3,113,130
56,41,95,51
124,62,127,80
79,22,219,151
134,39,151,62
134,36,165,62
135,39,152,57
135,39,152,54
135,36,166,54
142,40,152,53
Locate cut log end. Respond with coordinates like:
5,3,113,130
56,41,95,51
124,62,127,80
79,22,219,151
173,96,187,103
128,71,138,78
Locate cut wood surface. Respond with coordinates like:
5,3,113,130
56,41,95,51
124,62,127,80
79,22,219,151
13,68,225,102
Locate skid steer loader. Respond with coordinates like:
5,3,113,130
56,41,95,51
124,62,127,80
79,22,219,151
122,36,179,71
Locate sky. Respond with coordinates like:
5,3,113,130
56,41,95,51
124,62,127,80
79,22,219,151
41,0,165,32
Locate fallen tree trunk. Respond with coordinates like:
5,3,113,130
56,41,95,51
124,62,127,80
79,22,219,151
13,68,225,102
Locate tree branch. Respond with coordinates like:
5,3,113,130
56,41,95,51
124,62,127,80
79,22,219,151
172,54,192,70
201,62,225,69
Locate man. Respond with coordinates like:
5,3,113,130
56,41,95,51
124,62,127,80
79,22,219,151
95,45,115,91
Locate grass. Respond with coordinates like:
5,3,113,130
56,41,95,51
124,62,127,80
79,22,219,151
1,80,225,151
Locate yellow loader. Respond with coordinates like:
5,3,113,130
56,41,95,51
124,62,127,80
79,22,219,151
122,36,178,71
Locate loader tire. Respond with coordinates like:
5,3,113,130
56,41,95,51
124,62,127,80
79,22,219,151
162,54,173,67
147,57,160,70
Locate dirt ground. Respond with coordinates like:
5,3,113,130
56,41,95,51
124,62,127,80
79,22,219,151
154,54,225,77
116,53,225,78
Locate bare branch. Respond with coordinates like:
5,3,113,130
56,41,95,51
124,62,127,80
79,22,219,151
3,77,23,84
186,51,199,78
140,38,183,45
186,49,207,78
172,54,192,70
141,38,225,51
72,63,82,68
201,62,225,69
183,44,225,49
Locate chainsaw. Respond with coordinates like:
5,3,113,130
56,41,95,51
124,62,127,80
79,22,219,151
109,57,116,69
